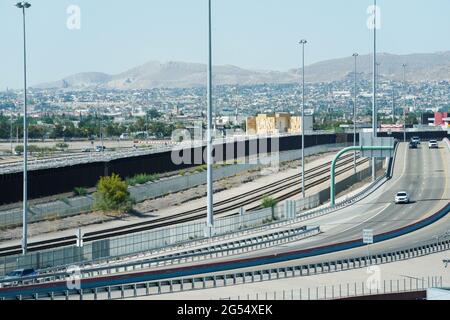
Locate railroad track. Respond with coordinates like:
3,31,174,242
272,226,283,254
0,153,366,256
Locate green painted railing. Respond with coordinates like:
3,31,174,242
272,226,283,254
330,146,394,206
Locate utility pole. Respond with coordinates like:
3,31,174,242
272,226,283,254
299,39,307,198
16,1,32,255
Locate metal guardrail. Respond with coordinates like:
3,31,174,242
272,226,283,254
87,226,320,273
0,226,320,289
4,236,449,300
224,276,443,301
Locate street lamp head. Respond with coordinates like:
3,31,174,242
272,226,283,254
299,39,307,45
15,2,31,8
353,53,359,57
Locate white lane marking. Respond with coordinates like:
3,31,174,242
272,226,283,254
321,203,391,235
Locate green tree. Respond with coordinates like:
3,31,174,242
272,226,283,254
406,113,419,125
261,196,279,221
134,117,147,132
28,125,48,139
14,145,24,154
147,108,161,120
149,121,175,138
50,123,65,139
93,174,134,213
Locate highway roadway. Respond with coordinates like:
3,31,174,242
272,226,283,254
114,140,450,274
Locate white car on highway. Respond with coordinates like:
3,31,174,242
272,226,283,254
428,140,439,149
395,192,410,204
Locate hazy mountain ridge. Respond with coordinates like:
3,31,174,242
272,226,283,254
34,51,450,90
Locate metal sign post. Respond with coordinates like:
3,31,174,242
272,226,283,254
363,229,374,265
76,228,84,248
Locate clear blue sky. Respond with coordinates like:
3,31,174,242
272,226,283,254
1,0,450,89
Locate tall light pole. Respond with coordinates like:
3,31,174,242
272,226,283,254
299,39,307,198
16,1,31,255
100,112,104,152
402,64,407,142
371,0,378,182
392,86,395,123
10,113,14,154
352,53,359,174
205,0,214,237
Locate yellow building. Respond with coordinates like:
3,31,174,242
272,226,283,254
246,113,307,135
246,116,257,135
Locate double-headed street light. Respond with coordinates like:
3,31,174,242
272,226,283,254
299,39,307,198
372,0,378,182
205,0,214,237
15,1,31,255
352,53,359,174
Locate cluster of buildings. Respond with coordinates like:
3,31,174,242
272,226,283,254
1,77,450,137
422,112,450,130
246,113,313,135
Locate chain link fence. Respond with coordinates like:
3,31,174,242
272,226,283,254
0,203,286,276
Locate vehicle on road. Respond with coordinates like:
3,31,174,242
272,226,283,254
411,136,421,145
95,146,106,152
1,268,38,287
428,140,439,149
395,191,410,204
120,133,130,140
409,141,418,149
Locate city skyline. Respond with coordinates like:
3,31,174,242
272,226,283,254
2,0,450,89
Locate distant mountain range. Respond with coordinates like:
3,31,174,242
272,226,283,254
34,51,450,90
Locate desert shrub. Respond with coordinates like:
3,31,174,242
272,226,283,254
74,187,88,197
126,173,159,186
93,174,134,213
261,195,279,221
